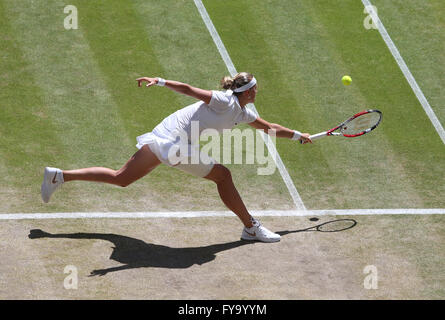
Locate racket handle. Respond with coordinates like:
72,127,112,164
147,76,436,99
299,131,328,144
309,131,328,141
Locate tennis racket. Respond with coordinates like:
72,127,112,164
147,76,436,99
306,219,357,232
303,109,382,142
277,219,357,236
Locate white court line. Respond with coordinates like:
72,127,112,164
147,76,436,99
193,0,306,210
1,209,443,220
362,0,445,144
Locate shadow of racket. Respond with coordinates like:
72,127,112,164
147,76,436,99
277,219,357,236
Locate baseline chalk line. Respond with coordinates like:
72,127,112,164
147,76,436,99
1,208,443,220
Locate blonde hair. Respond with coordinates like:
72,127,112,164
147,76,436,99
220,72,254,94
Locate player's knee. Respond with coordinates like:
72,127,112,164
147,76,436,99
210,164,232,184
119,181,131,188
114,171,132,187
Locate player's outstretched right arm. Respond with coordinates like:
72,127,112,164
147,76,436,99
248,117,312,144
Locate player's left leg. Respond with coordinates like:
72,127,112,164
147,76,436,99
62,145,161,187
41,145,161,203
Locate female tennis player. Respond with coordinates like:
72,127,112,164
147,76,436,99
41,72,311,243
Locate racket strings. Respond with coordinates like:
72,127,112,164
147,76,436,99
341,112,381,135
316,219,357,232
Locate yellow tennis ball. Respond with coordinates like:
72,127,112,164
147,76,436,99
342,75,352,85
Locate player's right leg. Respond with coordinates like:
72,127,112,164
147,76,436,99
41,145,161,203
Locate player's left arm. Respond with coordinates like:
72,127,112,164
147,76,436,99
136,77,212,105
248,117,312,144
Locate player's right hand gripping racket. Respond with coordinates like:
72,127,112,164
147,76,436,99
303,109,382,142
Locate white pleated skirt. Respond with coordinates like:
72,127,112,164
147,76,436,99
136,129,215,178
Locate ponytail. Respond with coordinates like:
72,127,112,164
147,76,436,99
220,72,254,94
220,76,235,90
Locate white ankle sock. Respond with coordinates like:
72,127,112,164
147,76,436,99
58,170,65,183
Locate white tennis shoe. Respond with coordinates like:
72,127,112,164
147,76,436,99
241,218,281,243
41,167,64,203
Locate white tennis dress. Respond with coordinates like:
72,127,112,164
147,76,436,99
136,90,257,177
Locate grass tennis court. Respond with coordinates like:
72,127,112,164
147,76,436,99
0,0,444,299
1,215,443,299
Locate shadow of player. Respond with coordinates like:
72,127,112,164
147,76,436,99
28,219,356,276
28,229,253,276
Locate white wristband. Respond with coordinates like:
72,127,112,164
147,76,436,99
156,78,166,86
291,130,302,140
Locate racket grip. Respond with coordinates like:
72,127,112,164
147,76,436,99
299,131,328,144
309,131,328,141
300,131,328,144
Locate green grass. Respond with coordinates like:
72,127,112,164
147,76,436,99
372,0,445,125
0,0,293,213
0,0,443,212
204,0,445,208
